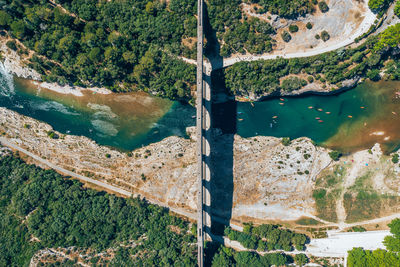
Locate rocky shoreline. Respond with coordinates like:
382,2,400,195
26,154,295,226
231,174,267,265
2,106,400,225
238,76,361,102
0,36,111,96
0,107,333,223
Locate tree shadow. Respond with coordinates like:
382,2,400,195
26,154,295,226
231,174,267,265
203,2,236,239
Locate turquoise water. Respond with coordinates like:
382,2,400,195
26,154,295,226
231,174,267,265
0,65,195,151
1,62,400,153
236,81,400,152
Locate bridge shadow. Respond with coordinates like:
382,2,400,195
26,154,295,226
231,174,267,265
202,1,236,246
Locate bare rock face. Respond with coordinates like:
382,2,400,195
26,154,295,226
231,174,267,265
0,38,41,80
0,107,333,222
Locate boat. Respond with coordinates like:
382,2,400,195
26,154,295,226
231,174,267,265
325,111,331,114
318,108,323,111
392,111,397,115
272,115,278,119
315,117,320,120
270,123,273,128
191,115,196,118
280,98,285,101
318,120,323,123
308,106,313,109
279,102,284,105
250,102,255,107
360,106,365,109
238,118,244,121
348,115,353,118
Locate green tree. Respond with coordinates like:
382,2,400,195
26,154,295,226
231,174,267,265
329,151,341,161
374,24,400,51
289,24,299,33
0,11,12,26
368,0,387,11
320,30,330,42
318,1,329,12
10,20,26,39
395,1,400,17
294,253,309,266
145,2,155,15
281,31,292,42
367,69,381,81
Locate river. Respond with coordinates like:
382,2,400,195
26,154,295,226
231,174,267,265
0,64,196,151
1,64,400,153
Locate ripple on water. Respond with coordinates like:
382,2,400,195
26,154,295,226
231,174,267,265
90,119,119,136
32,101,79,116
0,62,15,97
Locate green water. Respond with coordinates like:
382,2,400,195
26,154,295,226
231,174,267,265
0,66,195,151
236,81,400,153
1,62,400,153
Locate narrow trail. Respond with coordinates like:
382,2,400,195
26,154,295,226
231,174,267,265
1,136,398,231
180,0,379,71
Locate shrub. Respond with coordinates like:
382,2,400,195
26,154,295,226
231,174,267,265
289,24,299,33
328,151,342,161
105,153,111,158
367,53,381,67
307,76,314,83
6,40,17,51
315,34,320,39
46,131,59,139
367,69,381,81
368,0,387,12
281,31,292,42
294,253,309,266
281,77,307,91
351,51,364,63
281,137,291,146
318,1,329,12
312,0,318,5
395,1,400,17
306,22,313,29
392,154,399,163
0,10,12,26
320,30,330,41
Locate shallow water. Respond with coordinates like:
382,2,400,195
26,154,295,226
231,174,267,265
0,65,195,151
1,62,400,153
236,81,400,153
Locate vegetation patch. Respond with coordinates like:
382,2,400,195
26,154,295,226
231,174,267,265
225,223,308,251
343,190,400,223
295,217,321,226
313,165,346,222
347,218,400,266
0,155,197,265
224,24,400,99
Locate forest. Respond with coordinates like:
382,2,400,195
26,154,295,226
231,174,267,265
0,0,277,99
1,0,198,99
0,154,197,266
223,23,400,99
0,153,302,266
224,223,308,251
249,0,314,18
347,219,400,266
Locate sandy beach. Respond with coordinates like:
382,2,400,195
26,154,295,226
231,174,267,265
31,81,111,97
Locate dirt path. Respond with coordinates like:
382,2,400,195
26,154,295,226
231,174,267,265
0,137,198,222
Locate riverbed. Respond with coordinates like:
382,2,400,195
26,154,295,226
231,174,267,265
0,65,195,151
1,63,400,153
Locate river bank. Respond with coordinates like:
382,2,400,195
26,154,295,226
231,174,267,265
0,36,112,97
1,107,400,226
